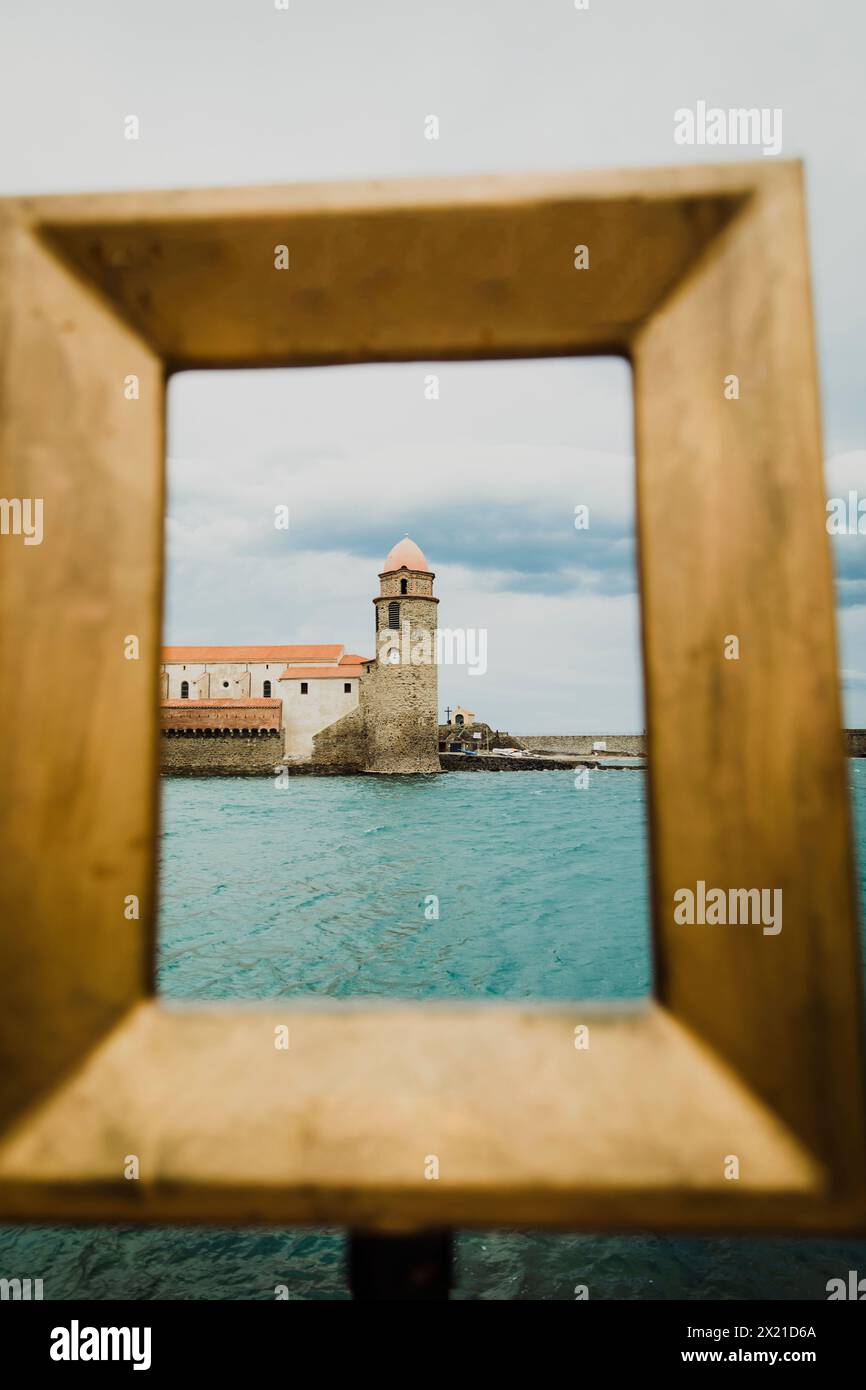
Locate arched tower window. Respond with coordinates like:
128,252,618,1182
180,680,189,699
263,680,271,697
388,600,401,630
400,577,408,594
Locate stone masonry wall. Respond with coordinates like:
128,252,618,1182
440,752,580,772
309,705,368,770
519,733,866,757
363,658,440,773
517,734,647,756
379,571,434,598
364,594,440,774
160,733,282,776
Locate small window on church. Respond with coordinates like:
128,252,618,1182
388,600,400,630
400,577,408,594
344,682,351,693
263,680,271,697
180,680,189,699
300,682,308,694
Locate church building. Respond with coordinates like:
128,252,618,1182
160,537,440,775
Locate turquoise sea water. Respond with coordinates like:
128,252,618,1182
3,764,866,1300
159,769,651,1002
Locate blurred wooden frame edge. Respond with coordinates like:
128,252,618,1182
0,161,864,1232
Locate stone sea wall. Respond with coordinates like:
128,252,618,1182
160,732,282,776
160,729,866,774
518,732,866,757
517,734,647,756
309,705,367,769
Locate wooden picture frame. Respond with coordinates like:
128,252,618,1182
1,162,863,1231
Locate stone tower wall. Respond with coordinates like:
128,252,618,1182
363,591,440,774
379,571,434,598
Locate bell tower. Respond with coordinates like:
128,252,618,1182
364,536,440,774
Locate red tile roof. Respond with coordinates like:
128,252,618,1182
341,653,371,665
162,645,344,664
162,699,282,708
278,666,365,681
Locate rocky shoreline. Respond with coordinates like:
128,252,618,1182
162,753,646,777
438,753,642,772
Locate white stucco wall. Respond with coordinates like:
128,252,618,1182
281,678,359,760
161,662,361,758
163,662,206,698
162,661,284,701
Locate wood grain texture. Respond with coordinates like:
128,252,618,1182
0,206,162,1129
27,167,748,369
0,1002,830,1231
0,161,863,1230
634,164,866,1195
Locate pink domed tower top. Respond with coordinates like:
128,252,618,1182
375,535,437,611
382,535,430,574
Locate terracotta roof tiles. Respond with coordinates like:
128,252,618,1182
278,666,365,681
162,698,282,708
162,645,344,664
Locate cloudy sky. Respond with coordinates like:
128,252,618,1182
3,0,864,727
166,359,638,730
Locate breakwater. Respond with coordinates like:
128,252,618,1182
517,734,646,756
159,729,866,775
517,731,866,757
440,752,577,772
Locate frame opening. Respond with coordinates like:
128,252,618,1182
158,356,650,1005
